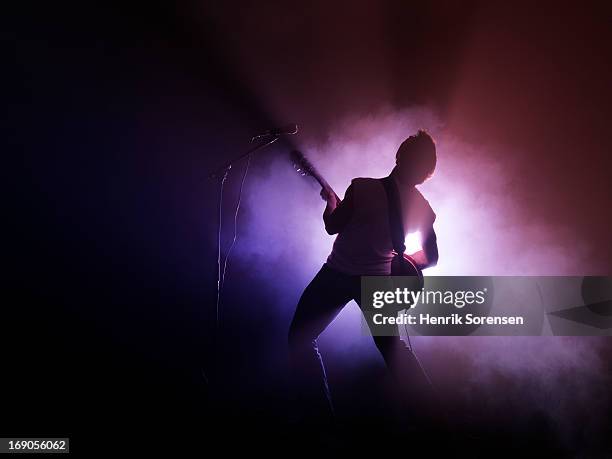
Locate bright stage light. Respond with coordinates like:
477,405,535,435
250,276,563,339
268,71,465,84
404,231,422,255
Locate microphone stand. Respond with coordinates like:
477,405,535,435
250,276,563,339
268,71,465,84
205,135,280,392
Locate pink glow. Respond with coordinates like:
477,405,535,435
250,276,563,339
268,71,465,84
237,107,608,430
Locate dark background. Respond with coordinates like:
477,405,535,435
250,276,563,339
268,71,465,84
5,1,612,455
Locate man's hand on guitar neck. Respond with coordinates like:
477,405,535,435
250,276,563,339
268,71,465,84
321,184,354,235
320,187,339,211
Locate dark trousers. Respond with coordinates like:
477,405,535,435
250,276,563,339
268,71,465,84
288,263,434,419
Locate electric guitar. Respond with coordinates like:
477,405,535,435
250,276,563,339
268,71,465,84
290,150,424,283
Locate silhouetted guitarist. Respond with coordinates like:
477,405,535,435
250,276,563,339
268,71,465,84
288,130,439,419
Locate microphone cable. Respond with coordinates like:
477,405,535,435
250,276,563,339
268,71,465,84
220,153,252,292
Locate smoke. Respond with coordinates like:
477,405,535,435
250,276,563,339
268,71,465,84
234,106,608,432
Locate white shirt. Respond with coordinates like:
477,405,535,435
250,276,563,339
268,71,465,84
326,176,435,275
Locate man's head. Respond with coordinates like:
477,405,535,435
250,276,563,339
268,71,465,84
395,130,437,184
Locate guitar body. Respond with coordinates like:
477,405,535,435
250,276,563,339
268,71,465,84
392,254,424,289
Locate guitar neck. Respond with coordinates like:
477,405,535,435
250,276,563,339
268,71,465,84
290,150,341,201
313,173,340,201
313,173,329,190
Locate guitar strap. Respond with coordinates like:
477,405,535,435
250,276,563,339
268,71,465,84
381,176,406,256
381,177,435,393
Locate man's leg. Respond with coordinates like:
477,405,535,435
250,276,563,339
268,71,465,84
370,335,434,395
355,291,438,418
288,264,354,419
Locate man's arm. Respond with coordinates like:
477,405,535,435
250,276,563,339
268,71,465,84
321,184,354,235
408,225,438,270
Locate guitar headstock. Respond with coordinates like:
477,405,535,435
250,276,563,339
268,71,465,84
290,150,318,178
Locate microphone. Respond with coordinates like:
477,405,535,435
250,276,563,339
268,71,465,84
251,124,298,141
